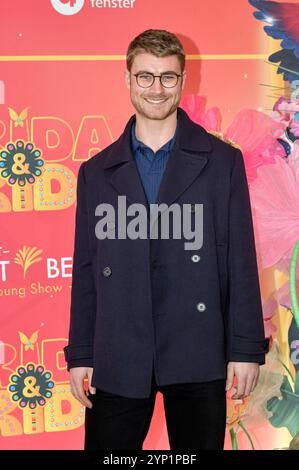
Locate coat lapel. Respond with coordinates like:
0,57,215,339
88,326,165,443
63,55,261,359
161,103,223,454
103,114,149,209
102,107,213,218
109,160,149,208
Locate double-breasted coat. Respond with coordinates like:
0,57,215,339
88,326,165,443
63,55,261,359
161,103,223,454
63,107,269,398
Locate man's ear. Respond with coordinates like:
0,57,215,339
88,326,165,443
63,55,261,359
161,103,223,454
181,70,187,90
124,69,131,90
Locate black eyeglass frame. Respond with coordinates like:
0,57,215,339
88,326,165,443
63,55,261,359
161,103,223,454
131,72,183,88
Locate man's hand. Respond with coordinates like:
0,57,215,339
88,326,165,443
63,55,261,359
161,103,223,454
226,362,260,400
69,367,96,408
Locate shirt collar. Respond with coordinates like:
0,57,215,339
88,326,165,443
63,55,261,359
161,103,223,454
131,118,178,155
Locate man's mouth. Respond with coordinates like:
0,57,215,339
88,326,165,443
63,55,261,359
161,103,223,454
144,98,168,105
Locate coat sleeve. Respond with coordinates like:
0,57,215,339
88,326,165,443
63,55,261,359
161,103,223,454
63,161,96,371
225,148,269,365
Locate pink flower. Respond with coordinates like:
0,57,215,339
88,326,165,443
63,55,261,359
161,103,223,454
273,97,299,117
250,156,299,269
272,97,299,134
180,95,221,132
181,95,285,183
225,109,285,182
290,119,299,137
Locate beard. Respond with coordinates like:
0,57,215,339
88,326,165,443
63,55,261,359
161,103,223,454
130,92,181,121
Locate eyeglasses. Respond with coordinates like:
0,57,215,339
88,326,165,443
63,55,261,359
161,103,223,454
132,72,183,88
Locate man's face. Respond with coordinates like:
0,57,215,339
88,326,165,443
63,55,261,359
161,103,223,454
125,53,186,120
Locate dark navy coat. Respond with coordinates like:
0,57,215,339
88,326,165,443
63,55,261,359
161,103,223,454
63,107,269,398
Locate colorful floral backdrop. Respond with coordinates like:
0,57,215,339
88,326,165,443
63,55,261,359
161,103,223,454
0,0,299,450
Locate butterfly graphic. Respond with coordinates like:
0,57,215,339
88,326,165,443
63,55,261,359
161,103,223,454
8,107,29,127
18,331,39,351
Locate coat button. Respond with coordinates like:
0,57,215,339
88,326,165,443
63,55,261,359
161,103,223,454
196,302,206,312
102,266,112,277
191,254,200,263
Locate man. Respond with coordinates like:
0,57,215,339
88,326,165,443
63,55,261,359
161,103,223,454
63,29,269,450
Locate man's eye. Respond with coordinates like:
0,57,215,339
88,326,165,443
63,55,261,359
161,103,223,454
139,74,152,80
163,75,176,80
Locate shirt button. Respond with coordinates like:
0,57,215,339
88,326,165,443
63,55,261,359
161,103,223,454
196,302,206,312
102,266,112,277
191,254,200,263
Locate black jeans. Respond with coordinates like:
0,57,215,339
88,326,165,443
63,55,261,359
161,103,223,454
84,368,227,450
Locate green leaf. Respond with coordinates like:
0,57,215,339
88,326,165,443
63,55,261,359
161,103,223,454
267,372,299,437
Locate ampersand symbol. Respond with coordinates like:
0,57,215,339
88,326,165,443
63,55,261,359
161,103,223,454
12,153,30,175
23,376,41,398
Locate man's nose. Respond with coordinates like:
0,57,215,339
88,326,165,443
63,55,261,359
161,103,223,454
150,76,165,93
